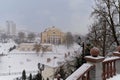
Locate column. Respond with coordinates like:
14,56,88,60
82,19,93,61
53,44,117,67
113,52,120,74
85,56,104,80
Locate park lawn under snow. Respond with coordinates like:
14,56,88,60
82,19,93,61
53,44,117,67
0,42,120,80
0,43,80,80
0,75,21,80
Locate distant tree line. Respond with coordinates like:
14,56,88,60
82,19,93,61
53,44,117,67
16,32,36,44
63,32,74,49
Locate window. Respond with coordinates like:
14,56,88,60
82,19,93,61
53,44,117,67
53,32,55,34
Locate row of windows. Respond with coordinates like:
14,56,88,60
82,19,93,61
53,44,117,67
44,38,61,44
47,35,62,39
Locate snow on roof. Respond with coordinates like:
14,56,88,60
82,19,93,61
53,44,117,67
66,63,93,80
44,26,61,32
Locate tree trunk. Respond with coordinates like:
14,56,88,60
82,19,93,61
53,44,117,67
102,20,107,57
107,1,119,45
109,15,119,45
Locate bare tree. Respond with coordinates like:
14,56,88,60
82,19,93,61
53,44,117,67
87,16,115,56
33,43,41,56
18,32,26,43
92,0,120,46
63,32,74,49
87,0,120,56
27,32,36,42
33,43,49,56
1,33,8,42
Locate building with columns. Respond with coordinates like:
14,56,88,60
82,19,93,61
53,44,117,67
41,26,64,44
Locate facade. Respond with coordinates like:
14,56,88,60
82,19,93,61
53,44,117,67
42,65,57,80
6,21,16,35
41,26,64,44
17,43,35,51
17,43,52,52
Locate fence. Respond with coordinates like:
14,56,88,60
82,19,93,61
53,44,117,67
102,56,120,80
66,52,120,80
66,63,94,80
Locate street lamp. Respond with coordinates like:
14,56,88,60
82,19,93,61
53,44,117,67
77,37,86,64
38,63,44,74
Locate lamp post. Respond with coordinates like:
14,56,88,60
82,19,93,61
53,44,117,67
77,37,85,64
77,37,91,63
38,63,44,75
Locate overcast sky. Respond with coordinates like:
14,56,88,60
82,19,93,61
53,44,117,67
0,0,94,35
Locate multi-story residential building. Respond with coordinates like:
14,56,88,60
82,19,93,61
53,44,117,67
41,26,64,44
6,20,16,36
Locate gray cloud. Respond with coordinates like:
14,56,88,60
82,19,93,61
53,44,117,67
0,0,94,35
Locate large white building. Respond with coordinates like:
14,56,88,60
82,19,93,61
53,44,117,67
6,21,16,35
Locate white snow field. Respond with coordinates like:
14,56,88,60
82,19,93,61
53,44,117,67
0,41,17,55
0,42,120,80
0,43,80,80
107,74,120,80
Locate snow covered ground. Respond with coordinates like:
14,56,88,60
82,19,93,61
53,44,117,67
0,42,120,80
107,74,120,80
0,75,21,80
0,43,80,80
0,41,17,55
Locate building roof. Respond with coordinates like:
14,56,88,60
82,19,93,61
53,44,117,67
44,26,62,32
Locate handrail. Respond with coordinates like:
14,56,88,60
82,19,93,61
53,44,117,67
102,57,120,80
66,63,94,80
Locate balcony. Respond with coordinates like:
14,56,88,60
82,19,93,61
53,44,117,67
66,51,120,80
